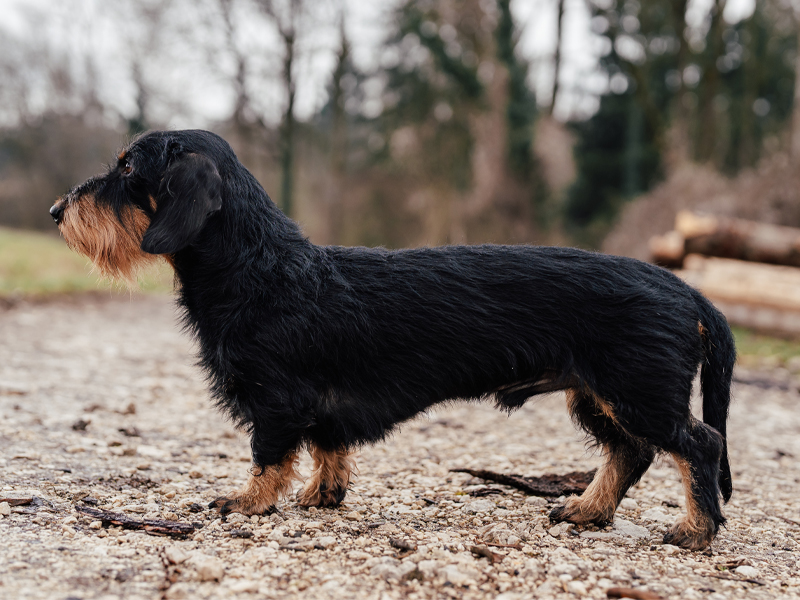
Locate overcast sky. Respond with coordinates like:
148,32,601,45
0,0,759,127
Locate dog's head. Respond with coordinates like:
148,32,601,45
50,130,224,281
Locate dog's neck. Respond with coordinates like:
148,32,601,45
170,180,325,328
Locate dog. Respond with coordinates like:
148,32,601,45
50,129,735,550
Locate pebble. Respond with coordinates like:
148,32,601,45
525,496,548,507
345,511,362,521
314,536,337,549
641,508,674,523
165,546,189,565
735,565,759,578
195,556,224,582
229,580,260,593
612,518,650,539
0,502,11,516
465,499,495,513
619,498,638,510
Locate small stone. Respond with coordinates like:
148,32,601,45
314,536,337,549
548,522,573,538
438,564,478,586
346,511,362,521
612,518,650,539
0,502,11,516
566,580,587,595
165,546,189,565
225,512,247,524
189,470,203,479
663,544,681,555
465,499,495,514
525,497,548,507
9,562,28,571
136,462,151,471
195,556,224,582
641,508,674,523
62,516,78,525
89,520,103,530
229,580,260,593
735,565,759,578
619,498,638,510
164,583,191,599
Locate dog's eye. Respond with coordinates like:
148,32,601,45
122,161,132,175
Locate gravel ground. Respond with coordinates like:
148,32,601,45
0,295,798,600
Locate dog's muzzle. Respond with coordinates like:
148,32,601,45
50,203,65,224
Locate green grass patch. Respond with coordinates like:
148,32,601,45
732,326,800,366
0,226,173,297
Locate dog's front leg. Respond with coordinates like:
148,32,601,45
209,451,300,516
297,444,356,508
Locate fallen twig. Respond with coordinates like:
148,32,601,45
705,573,766,586
470,545,503,563
773,514,800,527
451,468,596,497
0,498,34,506
76,505,201,539
389,537,417,552
484,541,522,550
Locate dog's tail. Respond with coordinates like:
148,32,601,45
694,290,736,502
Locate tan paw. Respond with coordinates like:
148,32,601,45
549,495,613,526
663,519,715,550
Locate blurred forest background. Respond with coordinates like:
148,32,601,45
2,0,800,254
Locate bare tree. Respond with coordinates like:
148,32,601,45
254,0,304,217
549,0,565,116
791,2,800,164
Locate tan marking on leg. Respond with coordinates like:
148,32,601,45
556,449,624,524
210,452,300,516
665,454,715,549
297,445,356,508
59,195,156,283
566,389,620,427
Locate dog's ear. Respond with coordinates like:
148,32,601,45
141,153,222,255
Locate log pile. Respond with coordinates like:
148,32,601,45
649,212,800,336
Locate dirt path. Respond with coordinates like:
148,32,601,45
0,296,798,599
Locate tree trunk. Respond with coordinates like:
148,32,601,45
549,0,565,116
791,17,800,164
695,0,726,163
279,27,296,218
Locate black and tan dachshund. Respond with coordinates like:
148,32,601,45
50,129,735,550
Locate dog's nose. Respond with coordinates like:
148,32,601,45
50,203,65,224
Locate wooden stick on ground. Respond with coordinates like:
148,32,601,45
450,468,596,497
76,505,201,539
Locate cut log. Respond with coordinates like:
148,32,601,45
677,255,800,336
675,211,800,267
649,230,686,267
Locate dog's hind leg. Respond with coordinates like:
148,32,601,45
209,450,300,516
550,390,655,525
662,417,725,550
297,444,356,508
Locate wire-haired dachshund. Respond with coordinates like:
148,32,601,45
50,129,735,550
